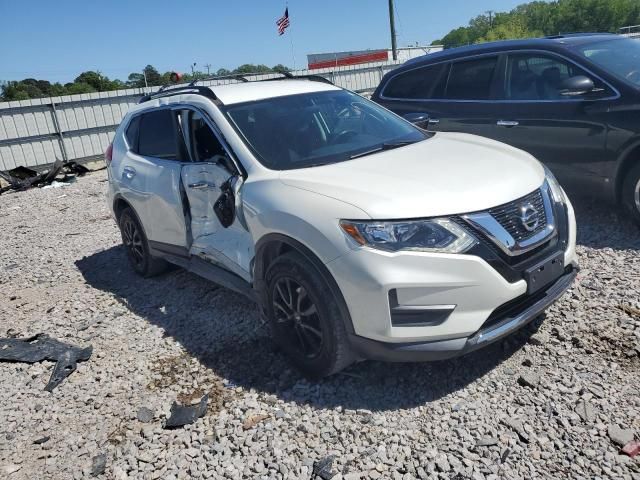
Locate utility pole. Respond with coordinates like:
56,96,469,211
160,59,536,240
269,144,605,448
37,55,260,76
204,64,211,75
388,0,398,61
191,63,197,76
486,10,494,28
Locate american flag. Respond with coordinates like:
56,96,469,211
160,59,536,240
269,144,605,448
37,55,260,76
276,8,290,36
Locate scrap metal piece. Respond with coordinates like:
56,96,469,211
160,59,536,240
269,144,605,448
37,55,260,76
0,334,92,391
313,455,337,480
164,394,208,429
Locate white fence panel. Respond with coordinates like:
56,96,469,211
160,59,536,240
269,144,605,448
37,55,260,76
0,61,406,171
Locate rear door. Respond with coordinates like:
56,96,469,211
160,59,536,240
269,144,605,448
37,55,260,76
490,51,614,188
125,108,188,250
178,108,254,281
378,54,503,139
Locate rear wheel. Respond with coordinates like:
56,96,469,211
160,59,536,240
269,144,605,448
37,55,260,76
118,207,167,277
621,163,640,225
265,251,354,378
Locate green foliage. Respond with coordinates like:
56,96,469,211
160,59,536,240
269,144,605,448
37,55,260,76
436,0,640,48
0,60,293,101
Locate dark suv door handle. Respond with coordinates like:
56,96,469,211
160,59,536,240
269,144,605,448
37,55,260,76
123,166,136,179
497,120,519,127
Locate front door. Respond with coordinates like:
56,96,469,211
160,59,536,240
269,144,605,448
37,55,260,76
490,52,613,189
178,109,254,282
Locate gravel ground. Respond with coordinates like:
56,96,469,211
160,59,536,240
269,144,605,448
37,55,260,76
0,171,639,480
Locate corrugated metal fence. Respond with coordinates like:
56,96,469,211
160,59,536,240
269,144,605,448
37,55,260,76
0,60,403,171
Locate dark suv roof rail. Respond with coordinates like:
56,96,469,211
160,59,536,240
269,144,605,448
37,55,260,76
138,85,219,104
545,32,615,39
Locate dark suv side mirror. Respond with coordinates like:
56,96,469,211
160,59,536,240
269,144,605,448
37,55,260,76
559,75,595,97
403,112,430,129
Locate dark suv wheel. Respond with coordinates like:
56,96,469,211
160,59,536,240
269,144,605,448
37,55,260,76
118,207,167,277
265,251,354,378
622,163,640,225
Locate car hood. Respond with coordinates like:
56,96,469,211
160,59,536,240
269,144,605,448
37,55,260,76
279,132,546,219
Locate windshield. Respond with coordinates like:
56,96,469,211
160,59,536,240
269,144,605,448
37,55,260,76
225,90,427,170
573,37,640,87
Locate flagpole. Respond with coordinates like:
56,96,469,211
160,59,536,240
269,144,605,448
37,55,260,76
287,2,296,71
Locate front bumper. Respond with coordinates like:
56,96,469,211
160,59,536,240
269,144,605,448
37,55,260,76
348,266,576,362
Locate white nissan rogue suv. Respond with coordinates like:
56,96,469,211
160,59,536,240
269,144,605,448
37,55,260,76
106,76,577,377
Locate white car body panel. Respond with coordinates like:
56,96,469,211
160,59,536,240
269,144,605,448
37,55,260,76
280,132,546,219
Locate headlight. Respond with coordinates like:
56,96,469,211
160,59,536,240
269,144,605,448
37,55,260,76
544,166,566,204
340,218,477,253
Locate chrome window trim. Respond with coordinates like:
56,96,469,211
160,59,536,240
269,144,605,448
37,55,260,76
462,181,557,257
379,48,620,103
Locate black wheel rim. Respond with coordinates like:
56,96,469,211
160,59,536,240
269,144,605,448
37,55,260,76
122,217,145,268
272,277,324,358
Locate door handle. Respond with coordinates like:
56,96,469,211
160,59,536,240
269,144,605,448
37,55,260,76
188,181,216,190
428,118,440,124
497,120,519,127
123,167,136,179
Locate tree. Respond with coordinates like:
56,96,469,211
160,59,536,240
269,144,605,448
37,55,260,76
216,68,231,77
272,64,290,73
142,65,162,86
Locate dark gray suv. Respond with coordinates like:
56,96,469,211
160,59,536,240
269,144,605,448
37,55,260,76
372,34,640,223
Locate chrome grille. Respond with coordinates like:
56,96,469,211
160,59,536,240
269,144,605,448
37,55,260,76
489,189,547,242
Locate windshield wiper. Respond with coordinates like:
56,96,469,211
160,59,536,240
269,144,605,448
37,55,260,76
349,141,417,160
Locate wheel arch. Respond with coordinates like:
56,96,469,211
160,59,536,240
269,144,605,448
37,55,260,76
615,140,640,203
253,233,355,335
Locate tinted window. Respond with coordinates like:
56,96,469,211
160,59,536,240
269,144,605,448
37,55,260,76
505,53,595,100
383,63,447,99
225,90,427,170
125,115,140,152
138,110,178,160
446,57,498,100
182,110,235,171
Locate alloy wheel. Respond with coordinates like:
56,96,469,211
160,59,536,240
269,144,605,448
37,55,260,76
272,277,324,358
122,217,145,268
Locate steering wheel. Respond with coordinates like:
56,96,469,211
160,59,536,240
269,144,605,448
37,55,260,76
626,70,640,84
332,130,359,144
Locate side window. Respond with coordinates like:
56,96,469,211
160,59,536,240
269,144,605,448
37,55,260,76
125,115,140,152
383,63,448,99
184,111,234,170
446,57,498,100
138,109,179,160
504,53,607,100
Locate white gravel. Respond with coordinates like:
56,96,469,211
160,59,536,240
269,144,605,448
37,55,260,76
0,171,639,480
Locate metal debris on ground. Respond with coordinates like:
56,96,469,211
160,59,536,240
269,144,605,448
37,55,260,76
0,159,100,195
313,455,337,480
0,333,93,391
164,394,208,428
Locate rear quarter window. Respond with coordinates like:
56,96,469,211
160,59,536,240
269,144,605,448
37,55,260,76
125,115,140,152
383,63,447,99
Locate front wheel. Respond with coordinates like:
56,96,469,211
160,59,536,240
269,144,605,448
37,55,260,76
621,163,640,225
265,252,354,378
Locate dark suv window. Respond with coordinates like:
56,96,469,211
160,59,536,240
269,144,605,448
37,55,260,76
138,109,179,160
446,57,498,100
504,53,597,100
383,63,447,99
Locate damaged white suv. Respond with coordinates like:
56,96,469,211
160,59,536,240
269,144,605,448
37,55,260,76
106,76,577,377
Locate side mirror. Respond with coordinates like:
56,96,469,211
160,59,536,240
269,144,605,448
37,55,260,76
559,75,595,97
403,112,430,129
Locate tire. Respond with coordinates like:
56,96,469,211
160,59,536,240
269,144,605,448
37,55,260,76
621,163,640,225
265,251,354,378
118,207,167,277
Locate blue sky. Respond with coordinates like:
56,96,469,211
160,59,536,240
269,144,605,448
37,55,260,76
1,0,532,83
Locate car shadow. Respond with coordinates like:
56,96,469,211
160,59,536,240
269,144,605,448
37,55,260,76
570,194,639,251
76,246,538,412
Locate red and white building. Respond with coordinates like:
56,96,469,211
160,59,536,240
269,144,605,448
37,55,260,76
307,45,443,70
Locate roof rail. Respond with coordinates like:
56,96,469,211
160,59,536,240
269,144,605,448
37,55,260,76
138,85,219,104
545,32,615,39
137,72,335,104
